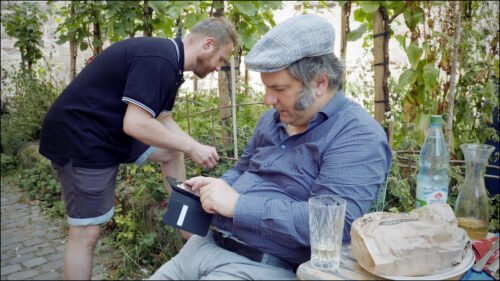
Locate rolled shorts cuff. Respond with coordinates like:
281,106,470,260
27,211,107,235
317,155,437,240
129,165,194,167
134,146,158,166
67,207,114,226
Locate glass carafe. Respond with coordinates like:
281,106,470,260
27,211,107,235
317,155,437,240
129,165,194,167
454,143,495,240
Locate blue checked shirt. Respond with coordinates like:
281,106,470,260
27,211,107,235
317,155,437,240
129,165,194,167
211,91,392,265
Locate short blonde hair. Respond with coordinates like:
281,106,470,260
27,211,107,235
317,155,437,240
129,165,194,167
188,17,238,48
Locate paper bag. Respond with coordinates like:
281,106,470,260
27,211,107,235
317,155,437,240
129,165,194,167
351,204,471,276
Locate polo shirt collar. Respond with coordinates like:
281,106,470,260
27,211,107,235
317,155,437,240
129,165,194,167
173,37,185,74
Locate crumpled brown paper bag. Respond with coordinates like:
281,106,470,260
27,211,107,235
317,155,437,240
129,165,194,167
351,204,471,276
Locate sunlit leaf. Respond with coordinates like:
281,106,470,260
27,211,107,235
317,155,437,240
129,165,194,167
397,69,418,90
353,8,366,22
360,1,380,14
234,1,258,17
348,23,367,41
406,42,422,70
423,63,438,92
395,34,406,51
148,1,167,14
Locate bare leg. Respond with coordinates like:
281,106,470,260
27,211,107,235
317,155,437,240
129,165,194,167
151,112,191,240
147,149,186,197
64,225,100,280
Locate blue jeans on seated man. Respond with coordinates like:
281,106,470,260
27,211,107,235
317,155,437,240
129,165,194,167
149,229,297,280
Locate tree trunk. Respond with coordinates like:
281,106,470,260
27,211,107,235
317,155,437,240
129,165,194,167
143,0,153,37
340,2,351,92
380,5,391,144
372,9,385,126
244,68,249,96
69,2,77,80
214,1,233,148
91,2,102,56
445,2,462,149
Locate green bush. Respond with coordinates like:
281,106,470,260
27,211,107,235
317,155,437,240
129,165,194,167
1,153,18,176
18,159,66,218
1,65,60,157
102,163,184,279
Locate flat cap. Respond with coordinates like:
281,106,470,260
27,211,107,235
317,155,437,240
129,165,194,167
245,14,335,73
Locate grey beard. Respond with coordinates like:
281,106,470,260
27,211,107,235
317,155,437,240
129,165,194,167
294,86,315,110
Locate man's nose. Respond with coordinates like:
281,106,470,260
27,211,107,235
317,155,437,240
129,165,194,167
214,65,221,72
263,91,277,106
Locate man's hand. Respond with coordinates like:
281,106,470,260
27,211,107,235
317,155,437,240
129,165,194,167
123,104,219,169
186,143,219,169
186,177,239,218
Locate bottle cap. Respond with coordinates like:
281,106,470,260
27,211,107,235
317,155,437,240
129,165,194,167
430,115,443,125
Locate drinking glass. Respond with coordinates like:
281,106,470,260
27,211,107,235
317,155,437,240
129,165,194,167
308,195,346,271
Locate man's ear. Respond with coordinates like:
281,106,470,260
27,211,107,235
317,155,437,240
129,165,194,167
202,37,216,52
314,74,329,96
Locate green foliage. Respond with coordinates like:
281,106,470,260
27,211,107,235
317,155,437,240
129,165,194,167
102,163,184,279
172,86,268,176
53,1,106,53
1,153,18,175
103,1,143,41
1,2,48,70
225,1,282,51
18,159,66,218
1,65,61,156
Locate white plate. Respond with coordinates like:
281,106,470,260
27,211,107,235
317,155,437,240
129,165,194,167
376,249,474,280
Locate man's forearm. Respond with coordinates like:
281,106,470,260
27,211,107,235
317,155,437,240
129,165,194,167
157,112,199,145
124,105,196,154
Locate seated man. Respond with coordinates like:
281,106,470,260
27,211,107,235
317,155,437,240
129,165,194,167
150,14,392,280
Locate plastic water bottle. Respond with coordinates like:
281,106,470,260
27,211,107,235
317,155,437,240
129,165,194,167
416,115,450,208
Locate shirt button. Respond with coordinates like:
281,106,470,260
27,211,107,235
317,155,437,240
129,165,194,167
218,215,223,221
281,145,286,149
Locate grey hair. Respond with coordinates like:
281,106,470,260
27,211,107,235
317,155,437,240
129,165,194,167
188,17,239,48
288,53,345,93
288,53,345,110
294,86,315,110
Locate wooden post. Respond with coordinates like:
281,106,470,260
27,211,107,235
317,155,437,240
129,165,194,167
218,61,233,148
69,2,77,81
244,68,249,96
193,77,198,92
214,1,233,148
373,9,385,125
340,2,351,92
230,56,238,159
193,76,198,100
380,5,392,145
445,2,462,149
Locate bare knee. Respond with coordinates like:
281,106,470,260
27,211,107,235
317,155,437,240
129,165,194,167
165,150,184,164
149,148,184,164
68,225,100,250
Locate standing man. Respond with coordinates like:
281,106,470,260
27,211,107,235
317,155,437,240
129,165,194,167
39,17,238,280
150,14,392,280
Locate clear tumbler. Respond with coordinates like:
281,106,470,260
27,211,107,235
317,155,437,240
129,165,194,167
308,195,346,271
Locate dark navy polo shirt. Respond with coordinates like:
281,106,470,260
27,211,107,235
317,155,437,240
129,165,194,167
39,37,185,168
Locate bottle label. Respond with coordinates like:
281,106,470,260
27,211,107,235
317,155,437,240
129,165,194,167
416,187,448,208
